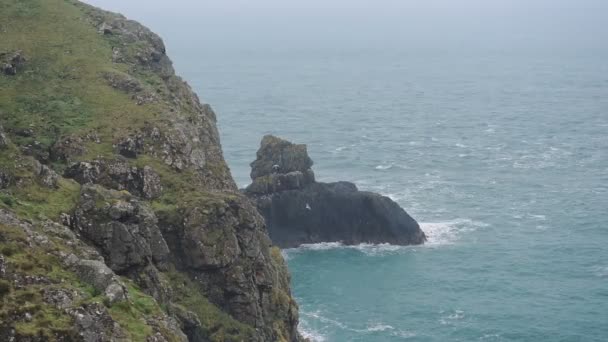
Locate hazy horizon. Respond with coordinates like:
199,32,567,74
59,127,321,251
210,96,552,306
84,0,608,56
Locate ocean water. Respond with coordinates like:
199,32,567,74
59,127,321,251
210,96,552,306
189,50,608,341
84,1,608,340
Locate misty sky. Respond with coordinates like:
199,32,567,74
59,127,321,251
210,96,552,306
83,0,608,56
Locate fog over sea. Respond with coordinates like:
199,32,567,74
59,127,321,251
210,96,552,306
87,1,608,340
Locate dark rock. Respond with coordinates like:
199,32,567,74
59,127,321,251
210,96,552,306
245,135,427,248
157,195,301,340
250,135,314,180
50,135,87,163
71,185,170,272
0,51,26,75
65,159,162,199
0,169,12,189
115,134,144,158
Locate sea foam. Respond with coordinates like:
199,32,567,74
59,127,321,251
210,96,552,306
283,218,486,259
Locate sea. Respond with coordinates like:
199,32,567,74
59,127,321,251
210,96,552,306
87,1,608,340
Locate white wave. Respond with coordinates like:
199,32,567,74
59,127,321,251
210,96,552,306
365,323,394,332
302,311,348,329
280,249,291,261
455,143,468,148
479,334,501,340
527,214,547,221
283,218,486,257
439,309,465,325
592,265,608,278
375,163,394,170
298,326,326,342
286,242,406,257
296,242,344,251
421,219,487,246
300,310,416,339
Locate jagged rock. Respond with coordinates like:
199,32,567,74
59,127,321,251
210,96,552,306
158,195,301,340
69,303,129,342
50,135,87,163
98,22,113,35
245,135,427,248
65,159,162,199
42,288,78,310
250,135,314,179
247,135,316,195
0,50,26,75
115,135,144,158
71,185,170,272
33,160,59,188
103,71,157,105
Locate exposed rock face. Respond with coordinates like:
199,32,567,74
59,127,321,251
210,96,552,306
65,159,163,199
246,135,427,248
71,185,170,273
0,1,303,341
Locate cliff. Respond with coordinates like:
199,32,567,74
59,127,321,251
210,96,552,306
245,135,427,248
0,1,301,341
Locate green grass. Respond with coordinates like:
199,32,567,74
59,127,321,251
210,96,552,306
0,0,166,154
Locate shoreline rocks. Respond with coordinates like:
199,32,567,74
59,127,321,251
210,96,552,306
245,135,427,248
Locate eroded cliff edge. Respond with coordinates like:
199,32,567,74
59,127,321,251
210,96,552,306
0,1,301,341
244,135,427,248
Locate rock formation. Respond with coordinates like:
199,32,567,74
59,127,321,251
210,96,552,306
0,1,302,341
245,135,427,248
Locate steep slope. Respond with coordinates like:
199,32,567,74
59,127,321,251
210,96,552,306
0,1,301,341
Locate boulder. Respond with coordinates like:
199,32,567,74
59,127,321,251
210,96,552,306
245,135,427,248
74,259,127,304
33,160,59,188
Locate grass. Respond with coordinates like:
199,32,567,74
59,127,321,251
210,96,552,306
0,0,166,151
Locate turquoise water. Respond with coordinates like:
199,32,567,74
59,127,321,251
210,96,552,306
84,1,608,340
190,50,608,341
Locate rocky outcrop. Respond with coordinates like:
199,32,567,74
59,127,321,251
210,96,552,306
246,135,427,248
1,1,303,341
65,159,163,199
71,185,170,273
0,50,26,76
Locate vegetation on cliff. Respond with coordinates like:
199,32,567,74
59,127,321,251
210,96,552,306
0,1,301,341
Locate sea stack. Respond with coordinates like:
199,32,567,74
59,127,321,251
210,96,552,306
245,135,427,248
